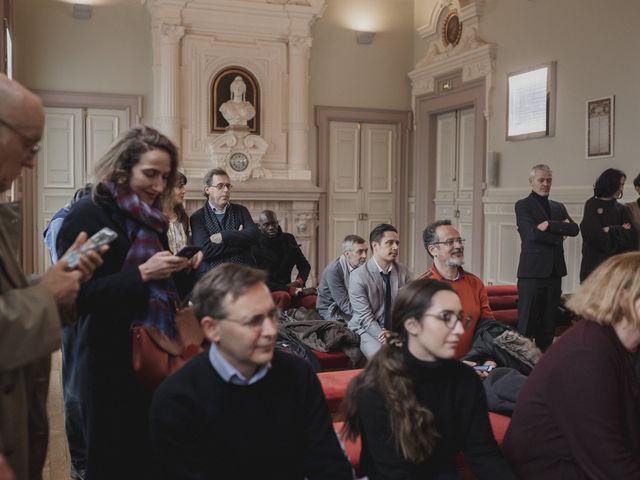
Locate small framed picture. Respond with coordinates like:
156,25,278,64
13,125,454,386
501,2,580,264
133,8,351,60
586,96,614,159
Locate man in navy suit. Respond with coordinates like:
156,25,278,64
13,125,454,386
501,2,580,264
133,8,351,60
515,164,579,351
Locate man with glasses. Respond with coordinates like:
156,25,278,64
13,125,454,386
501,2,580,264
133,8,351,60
316,234,368,321
515,164,579,351
0,75,104,480
190,168,259,277
420,220,496,361
149,264,352,479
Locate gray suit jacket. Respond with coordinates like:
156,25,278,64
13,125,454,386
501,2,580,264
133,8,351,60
316,255,353,320
347,257,410,333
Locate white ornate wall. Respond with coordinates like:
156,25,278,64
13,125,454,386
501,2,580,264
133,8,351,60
145,0,326,281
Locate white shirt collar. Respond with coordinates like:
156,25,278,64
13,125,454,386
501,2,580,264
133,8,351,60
372,256,393,274
208,201,229,215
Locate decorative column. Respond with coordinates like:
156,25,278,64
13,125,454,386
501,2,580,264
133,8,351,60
157,23,185,147
287,36,312,179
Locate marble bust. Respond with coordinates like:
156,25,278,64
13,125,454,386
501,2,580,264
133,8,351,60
219,76,256,128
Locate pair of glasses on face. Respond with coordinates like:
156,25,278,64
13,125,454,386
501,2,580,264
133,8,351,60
0,118,41,155
224,308,280,331
432,237,466,248
211,183,233,191
424,311,471,330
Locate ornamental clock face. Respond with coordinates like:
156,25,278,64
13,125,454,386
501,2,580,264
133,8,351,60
229,152,249,172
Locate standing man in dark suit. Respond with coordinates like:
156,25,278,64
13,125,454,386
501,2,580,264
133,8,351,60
515,164,579,351
190,168,259,277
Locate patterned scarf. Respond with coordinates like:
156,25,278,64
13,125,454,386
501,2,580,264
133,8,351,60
105,182,179,338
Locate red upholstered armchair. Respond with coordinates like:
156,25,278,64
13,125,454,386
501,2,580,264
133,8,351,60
486,285,518,328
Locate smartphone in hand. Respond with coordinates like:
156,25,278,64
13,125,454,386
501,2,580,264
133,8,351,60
175,245,202,259
64,227,117,269
473,364,494,373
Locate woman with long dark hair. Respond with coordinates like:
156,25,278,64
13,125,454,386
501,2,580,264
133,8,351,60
342,279,516,479
57,126,202,479
579,168,637,282
625,172,640,249
163,171,190,253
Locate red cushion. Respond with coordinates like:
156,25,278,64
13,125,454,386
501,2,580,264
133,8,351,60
488,412,510,445
318,369,363,414
493,309,518,327
486,285,518,296
488,295,518,311
312,350,351,370
333,422,361,471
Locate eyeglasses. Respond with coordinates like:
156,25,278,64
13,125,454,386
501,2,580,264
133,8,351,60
424,311,471,330
224,308,280,331
432,237,465,248
211,183,233,191
0,118,41,156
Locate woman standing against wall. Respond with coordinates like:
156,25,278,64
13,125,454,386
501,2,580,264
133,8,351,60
164,171,190,254
579,168,637,282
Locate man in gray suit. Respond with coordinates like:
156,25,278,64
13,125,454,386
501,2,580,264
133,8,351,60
316,235,368,321
348,224,410,359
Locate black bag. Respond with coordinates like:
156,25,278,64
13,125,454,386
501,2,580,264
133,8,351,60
275,326,321,372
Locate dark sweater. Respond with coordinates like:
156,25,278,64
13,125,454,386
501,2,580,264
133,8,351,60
149,350,352,480
356,348,516,480
503,320,640,479
252,228,311,292
579,197,637,282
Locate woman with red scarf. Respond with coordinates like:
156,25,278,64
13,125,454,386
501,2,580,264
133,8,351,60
57,126,202,480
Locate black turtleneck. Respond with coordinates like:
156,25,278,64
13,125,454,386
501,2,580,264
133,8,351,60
355,347,516,479
531,190,551,217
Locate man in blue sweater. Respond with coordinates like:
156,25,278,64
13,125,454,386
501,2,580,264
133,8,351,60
150,264,352,479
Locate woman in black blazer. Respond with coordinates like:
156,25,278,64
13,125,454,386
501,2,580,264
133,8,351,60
57,127,201,480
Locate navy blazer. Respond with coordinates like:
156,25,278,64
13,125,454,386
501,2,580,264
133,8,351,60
515,193,579,279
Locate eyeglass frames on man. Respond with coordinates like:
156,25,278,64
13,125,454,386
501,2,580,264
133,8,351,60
431,237,466,247
223,308,280,331
0,118,41,155
423,311,471,330
211,182,233,190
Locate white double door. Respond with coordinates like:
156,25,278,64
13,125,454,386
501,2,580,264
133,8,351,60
434,107,475,268
36,107,128,271
327,121,396,260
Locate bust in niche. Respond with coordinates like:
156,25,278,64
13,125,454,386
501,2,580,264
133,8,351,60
219,76,256,128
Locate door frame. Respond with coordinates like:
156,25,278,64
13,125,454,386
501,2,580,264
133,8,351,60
21,90,142,274
413,76,486,275
315,106,411,270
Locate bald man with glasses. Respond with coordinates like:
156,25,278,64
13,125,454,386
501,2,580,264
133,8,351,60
190,168,259,277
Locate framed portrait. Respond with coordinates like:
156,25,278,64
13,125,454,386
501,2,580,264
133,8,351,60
211,66,260,134
506,62,556,141
586,96,614,159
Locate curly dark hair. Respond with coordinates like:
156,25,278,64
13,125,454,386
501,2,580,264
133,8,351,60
593,168,626,198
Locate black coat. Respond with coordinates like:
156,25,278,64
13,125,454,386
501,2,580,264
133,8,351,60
56,194,194,480
252,229,311,291
515,193,579,279
579,197,637,282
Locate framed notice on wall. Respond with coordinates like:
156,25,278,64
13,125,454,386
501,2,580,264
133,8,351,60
586,96,614,159
506,62,557,141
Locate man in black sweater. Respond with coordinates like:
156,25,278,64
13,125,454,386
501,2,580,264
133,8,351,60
149,264,352,480
252,209,316,310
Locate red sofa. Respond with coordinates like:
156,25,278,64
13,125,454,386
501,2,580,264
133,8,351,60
486,284,518,328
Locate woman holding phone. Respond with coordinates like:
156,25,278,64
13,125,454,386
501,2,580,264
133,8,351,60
342,278,516,479
57,126,202,480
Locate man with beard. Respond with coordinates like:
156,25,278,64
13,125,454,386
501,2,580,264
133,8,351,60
515,164,579,351
348,224,409,359
316,235,368,321
251,210,315,310
419,220,495,358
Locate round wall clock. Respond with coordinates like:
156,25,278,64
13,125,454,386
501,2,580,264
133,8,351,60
442,10,463,47
229,152,249,172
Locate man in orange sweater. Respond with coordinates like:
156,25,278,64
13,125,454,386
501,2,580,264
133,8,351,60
419,220,496,364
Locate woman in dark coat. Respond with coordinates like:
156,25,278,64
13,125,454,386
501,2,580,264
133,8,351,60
57,127,201,480
504,252,640,479
579,168,637,282
342,279,516,480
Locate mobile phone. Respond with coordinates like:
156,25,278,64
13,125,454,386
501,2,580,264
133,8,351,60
64,227,117,269
175,245,201,259
473,364,494,373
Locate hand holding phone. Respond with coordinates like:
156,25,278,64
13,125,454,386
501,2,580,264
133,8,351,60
473,364,494,373
175,245,202,259
64,227,117,269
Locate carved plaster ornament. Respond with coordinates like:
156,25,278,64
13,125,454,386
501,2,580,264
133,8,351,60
219,76,256,128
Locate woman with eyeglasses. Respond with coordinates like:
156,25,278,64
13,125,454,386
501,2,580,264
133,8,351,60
57,126,202,480
503,252,640,478
579,168,637,282
342,278,517,480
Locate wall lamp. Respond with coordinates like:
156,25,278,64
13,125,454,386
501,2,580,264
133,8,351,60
72,4,92,20
355,31,375,45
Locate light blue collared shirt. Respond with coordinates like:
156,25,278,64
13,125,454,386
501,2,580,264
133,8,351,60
208,342,271,386
207,201,229,215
